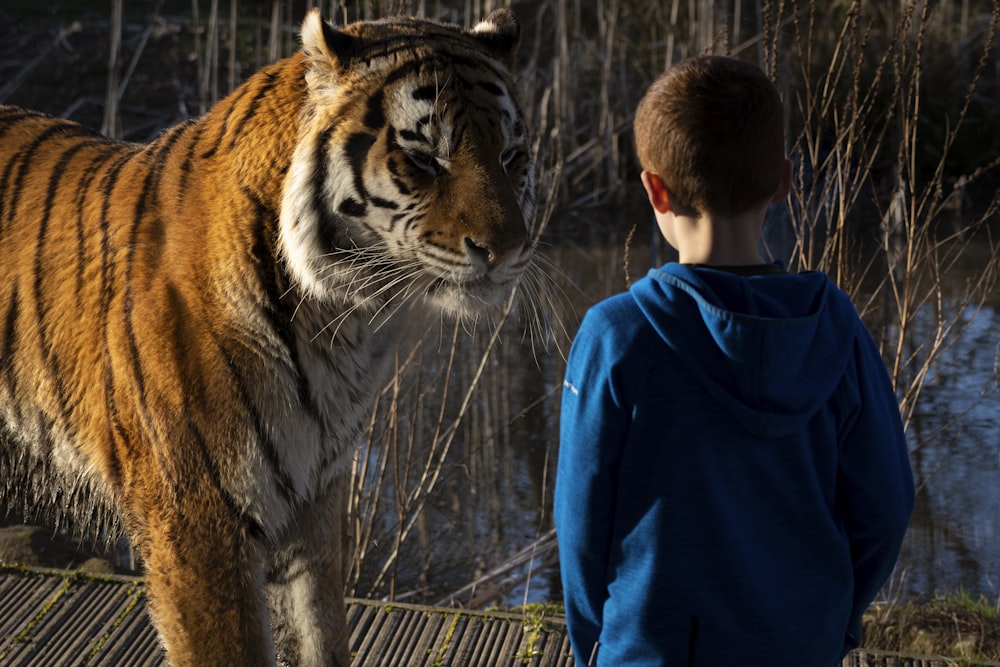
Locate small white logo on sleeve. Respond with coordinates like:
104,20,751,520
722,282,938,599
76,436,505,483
563,380,579,395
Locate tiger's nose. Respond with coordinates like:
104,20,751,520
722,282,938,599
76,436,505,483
464,236,525,269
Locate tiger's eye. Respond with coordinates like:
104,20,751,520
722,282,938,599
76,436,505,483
405,149,439,176
500,148,519,172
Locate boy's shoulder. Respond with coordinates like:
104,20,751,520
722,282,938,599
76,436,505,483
576,283,658,349
582,284,648,332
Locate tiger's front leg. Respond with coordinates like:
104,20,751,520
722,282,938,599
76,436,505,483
136,489,276,666
267,476,351,667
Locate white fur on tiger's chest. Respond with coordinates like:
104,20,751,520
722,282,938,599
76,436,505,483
232,302,405,535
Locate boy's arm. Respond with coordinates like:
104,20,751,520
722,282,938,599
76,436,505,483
555,310,630,665
838,328,915,650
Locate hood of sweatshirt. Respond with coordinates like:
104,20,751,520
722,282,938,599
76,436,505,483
630,263,860,438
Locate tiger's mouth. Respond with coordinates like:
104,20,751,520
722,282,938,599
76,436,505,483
425,271,520,310
429,273,509,294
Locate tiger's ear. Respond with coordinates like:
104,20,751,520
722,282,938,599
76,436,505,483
300,8,355,73
469,9,520,70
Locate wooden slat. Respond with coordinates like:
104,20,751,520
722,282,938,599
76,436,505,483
1,566,995,666
0,569,66,644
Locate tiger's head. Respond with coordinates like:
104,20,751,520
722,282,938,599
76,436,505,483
280,9,534,321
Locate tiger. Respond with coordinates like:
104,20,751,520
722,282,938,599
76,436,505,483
0,8,535,667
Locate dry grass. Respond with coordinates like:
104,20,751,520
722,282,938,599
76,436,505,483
865,593,1000,663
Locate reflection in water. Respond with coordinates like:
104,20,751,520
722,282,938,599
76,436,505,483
901,304,1000,599
346,311,568,606
355,237,1000,608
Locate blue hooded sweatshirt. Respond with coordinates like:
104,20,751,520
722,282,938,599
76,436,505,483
555,263,914,667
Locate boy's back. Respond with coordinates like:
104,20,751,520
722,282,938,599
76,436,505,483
556,263,913,665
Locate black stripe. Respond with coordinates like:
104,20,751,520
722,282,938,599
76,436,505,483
384,136,413,196
185,412,266,541
1,122,87,235
412,84,439,101
363,89,386,130
229,70,280,149
390,177,411,196
0,107,40,124
385,126,400,153
215,339,298,504
103,429,125,490
344,131,376,202
311,126,350,256
243,186,324,425
34,139,102,317
97,151,136,397
9,123,90,223
83,148,147,495
0,159,13,235
104,374,132,490
244,186,294,345
32,139,100,422
1,285,18,376
388,211,412,235
450,75,509,98
476,80,504,96
339,197,366,218
370,196,399,210
200,83,252,159
420,237,458,255
178,121,205,193
122,125,189,427
380,49,509,90
73,149,115,299
355,32,508,77
398,128,422,143
0,109,43,142
0,286,25,428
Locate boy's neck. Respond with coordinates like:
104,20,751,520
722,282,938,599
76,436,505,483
675,240,764,265
659,208,768,266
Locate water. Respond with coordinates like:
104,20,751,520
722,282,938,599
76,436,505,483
900,300,1000,600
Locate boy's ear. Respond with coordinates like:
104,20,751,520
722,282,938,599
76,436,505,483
641,170,672,214
771,159,792,202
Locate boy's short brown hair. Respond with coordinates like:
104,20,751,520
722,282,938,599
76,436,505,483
634,56,786,217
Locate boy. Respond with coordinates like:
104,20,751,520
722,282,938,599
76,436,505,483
554,56,914,666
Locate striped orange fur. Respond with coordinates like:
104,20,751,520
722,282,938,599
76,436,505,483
0,9,534,666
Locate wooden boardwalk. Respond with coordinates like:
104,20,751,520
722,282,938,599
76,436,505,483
0,565,572,666
1,565,996,666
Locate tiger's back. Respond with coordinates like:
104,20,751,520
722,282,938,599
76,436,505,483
0,59,307,539
0,9,535,667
